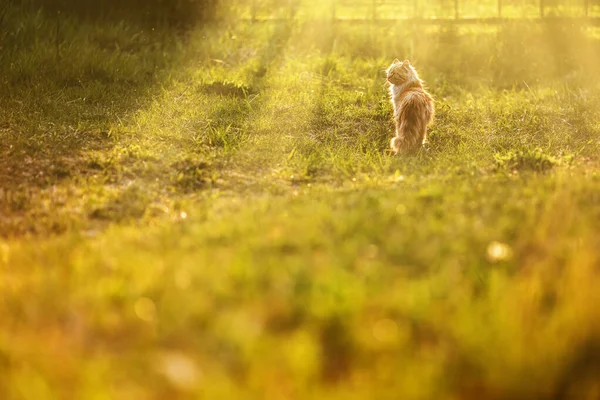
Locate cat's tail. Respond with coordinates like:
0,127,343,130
391,95,432,154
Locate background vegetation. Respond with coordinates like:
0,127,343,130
1,1,600,399
3,0,220,27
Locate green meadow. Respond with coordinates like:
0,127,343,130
1,4,600,399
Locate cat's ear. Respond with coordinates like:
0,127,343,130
393,58,400,64
402,59,411,65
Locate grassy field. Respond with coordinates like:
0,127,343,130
2,5,600,399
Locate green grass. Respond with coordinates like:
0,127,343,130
2,6,600,399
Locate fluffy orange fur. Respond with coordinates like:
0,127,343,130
386,59,434,154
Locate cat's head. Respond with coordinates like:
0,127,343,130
386,59,414,85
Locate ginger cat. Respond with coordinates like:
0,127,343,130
386,59,434,154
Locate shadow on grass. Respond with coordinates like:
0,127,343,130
199,19,295,150
288,23,393,180
0,6,185,189
0,10,298,236
200,81,258,98
0,6,194,236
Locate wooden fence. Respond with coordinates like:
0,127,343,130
238,0,600,22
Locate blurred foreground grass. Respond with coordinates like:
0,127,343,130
1,5,600,399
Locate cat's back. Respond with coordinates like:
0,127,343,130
398,86,433,105
395,86,434,123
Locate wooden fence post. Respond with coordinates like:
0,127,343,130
498,0,502,18
540,0,545,17
56,10,61,61
331,0,336,20
372,0,377,21
454,0,459,19
251,0,257,22
584,0,589,16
